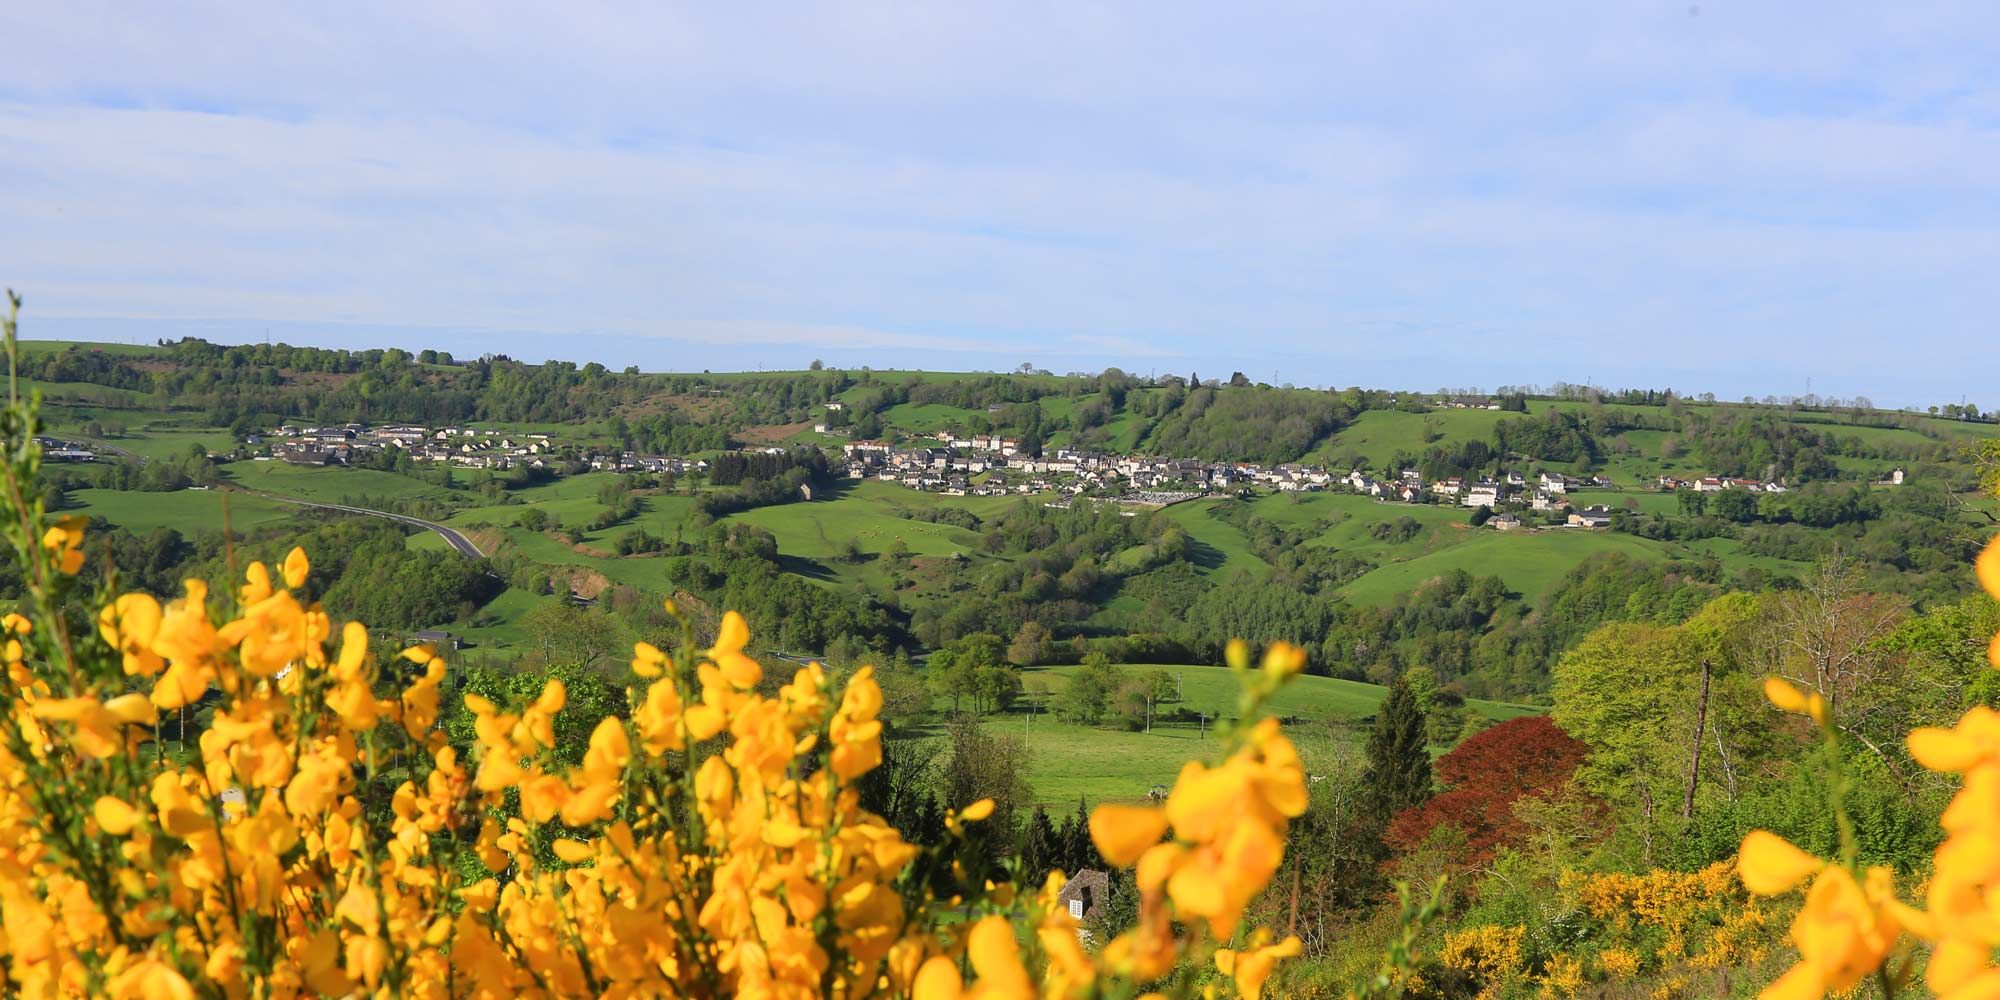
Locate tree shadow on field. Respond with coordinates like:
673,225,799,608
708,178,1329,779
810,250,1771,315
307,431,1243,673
812,478,858,502
1186,537,1227,571
777,554,836,581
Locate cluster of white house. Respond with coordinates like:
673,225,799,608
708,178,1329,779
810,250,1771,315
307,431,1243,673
260,423,564,470
839,439,1640,525
252,422,1888,531
35,436,98,462
1654,474,1794,493
838,439,1350,498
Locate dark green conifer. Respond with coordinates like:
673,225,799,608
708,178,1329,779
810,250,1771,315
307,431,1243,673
1361,676,1432,827
1020,806,1059,884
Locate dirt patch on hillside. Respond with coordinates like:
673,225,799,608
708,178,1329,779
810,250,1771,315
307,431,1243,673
670,591,721,646
283,371,359,391
462,526,506,555
568,540,616,560
737,421,813,445
556,566,613,599
616,391,733,422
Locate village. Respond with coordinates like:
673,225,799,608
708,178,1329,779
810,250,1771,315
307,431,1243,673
245,419,1854,529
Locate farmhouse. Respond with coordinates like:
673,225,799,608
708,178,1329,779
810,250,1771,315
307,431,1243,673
410,630,461,651
1056,869,1113,925
1462,483,1503,508
1568,505,1614,529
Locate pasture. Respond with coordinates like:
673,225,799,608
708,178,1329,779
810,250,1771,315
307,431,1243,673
906,664,1539,805
66,487,293,534
1336,527,1664,605
225,461,457,503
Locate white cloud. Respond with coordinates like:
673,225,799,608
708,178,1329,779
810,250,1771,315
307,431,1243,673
0,2,1996,403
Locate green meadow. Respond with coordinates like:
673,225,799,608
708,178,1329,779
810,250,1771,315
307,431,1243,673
66,488,293,534
225,461,458,503
904,664,1539,806
1336,528,1664,605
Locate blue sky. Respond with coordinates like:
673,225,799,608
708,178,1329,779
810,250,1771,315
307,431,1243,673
1,3,1995,407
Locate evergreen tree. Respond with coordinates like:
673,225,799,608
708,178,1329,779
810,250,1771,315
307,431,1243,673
1020,806,1060,884
1361,677,1433,828
913,794,945,848
1058,798,1102,875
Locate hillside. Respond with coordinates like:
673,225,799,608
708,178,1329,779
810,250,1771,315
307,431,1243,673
18,337,1997,709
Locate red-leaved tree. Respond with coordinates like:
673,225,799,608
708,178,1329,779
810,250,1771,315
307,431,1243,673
1386,715,1589,865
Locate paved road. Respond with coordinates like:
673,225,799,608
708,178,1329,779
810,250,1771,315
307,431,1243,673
73,442,489,560
264,496,485,558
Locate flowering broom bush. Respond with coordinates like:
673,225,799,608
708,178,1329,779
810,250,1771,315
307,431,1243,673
1735,532,2000,1000
0,293,1313,998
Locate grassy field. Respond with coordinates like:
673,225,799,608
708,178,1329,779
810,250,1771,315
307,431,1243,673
18,339,163,358
67,487,294,534
881,402,984,434
1155,491,1724,605
1160,500,1269,577
438,476,1035,595
1314,408,1515,468
95,428,242,462
1337,527,1664,605
1033,663,1537,723
921,664,1541,805
225,461,457,503
731,482,1005,556
24,379,160,410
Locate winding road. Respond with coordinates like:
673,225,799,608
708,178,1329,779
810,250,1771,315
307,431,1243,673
263,496,486,558
80,440,489,560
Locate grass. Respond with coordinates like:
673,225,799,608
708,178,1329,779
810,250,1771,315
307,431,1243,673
67,488,294,534
1153,491,1666,590
1314,408,1515,468
22,379,158,409
224,461,457,504
732,485,986,557
935,664,1542,805
1161,499,1268,577
456,587,551,648
1337,527,1663,605
880,402,986,434
17,339,162,358
91,428,242,462
1032,663,1537,723
438,477,1033,594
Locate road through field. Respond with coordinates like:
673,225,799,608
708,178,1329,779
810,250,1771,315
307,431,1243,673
262,495,485,558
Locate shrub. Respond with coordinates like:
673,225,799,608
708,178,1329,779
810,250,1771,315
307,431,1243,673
1386,716,1591,865
0,298,1330,997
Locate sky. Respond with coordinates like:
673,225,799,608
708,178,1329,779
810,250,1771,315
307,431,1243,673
1,3,1995,407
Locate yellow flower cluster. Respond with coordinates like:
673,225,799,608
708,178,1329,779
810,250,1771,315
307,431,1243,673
1533,954,1584,1000
1647,974,1692,999
1687,902,1769,970
1440,924,1524,999
1735,534,2000,1000
1596,947,1640,979
1571,862,1740,942
0,520,1313,997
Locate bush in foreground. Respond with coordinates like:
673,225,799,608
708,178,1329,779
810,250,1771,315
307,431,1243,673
0,294,1332,999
